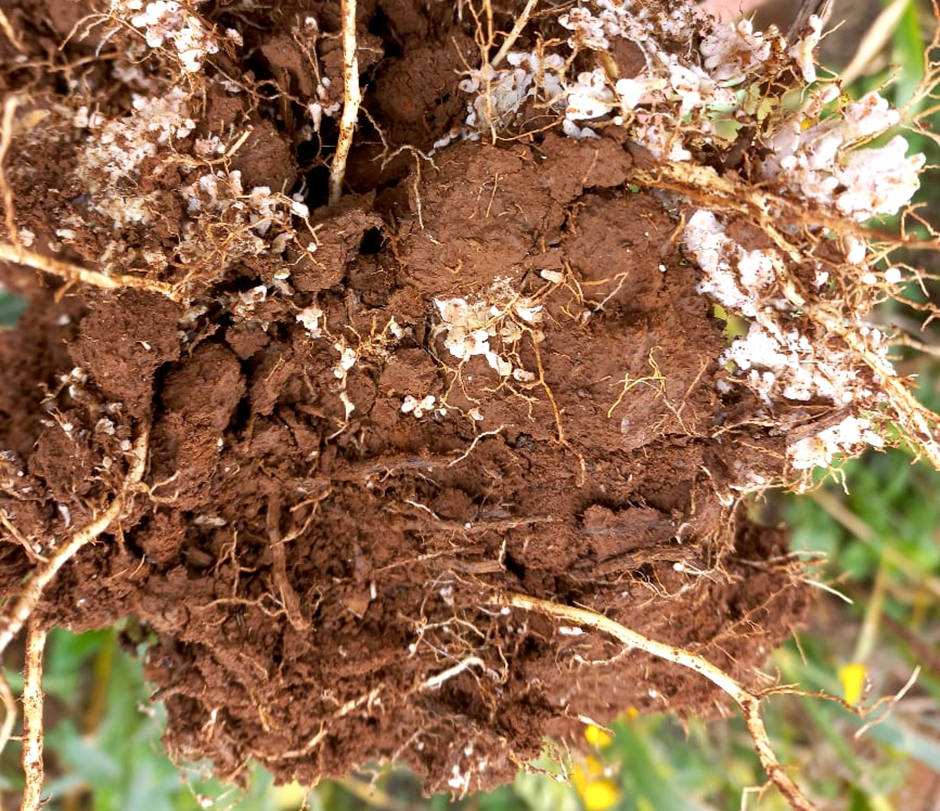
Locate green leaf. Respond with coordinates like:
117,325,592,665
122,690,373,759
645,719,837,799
0,291,26,326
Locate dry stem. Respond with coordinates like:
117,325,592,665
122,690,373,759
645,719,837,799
0,426,150,658
20,621,47,811
498,592,818,811
329,0,361,205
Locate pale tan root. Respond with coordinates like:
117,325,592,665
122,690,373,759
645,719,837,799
329,0,361,205
0,243,182,302
497,592,818,811
20,621,47,811
1,99,180,302
0,426,150,659
492,0,539,66
0,9,26,52
0,94,21,247
0,424,150,801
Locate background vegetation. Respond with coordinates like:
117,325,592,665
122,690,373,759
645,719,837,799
1,0,939,808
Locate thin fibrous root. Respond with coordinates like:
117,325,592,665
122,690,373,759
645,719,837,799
0,425,151,659
20,621,47,811
0,243,182,302
329,0,361,206
419,656,486,691
497,592,818,811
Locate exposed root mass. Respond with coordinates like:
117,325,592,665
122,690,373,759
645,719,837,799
0,0,937,806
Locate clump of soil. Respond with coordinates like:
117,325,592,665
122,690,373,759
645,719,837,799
9,0,923,796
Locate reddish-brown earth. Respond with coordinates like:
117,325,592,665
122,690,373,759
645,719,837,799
0,0,811,794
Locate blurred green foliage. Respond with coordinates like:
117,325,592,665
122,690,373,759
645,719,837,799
0,290,25,325
0,626,276,809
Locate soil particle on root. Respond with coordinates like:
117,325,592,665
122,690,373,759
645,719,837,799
0,0,813,796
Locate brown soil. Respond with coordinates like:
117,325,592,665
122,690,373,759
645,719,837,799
0,0,811,795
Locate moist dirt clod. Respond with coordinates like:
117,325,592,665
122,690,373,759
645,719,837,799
0,0,836,796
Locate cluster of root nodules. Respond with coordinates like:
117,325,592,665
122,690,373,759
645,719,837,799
0,0,811,797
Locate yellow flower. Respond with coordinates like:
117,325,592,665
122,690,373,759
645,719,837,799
584,723,614,748
839,662,868,706
581,777,620,811
573,757,619,811
271,781,308,810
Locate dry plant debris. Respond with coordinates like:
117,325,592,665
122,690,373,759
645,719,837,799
0,0,938,808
